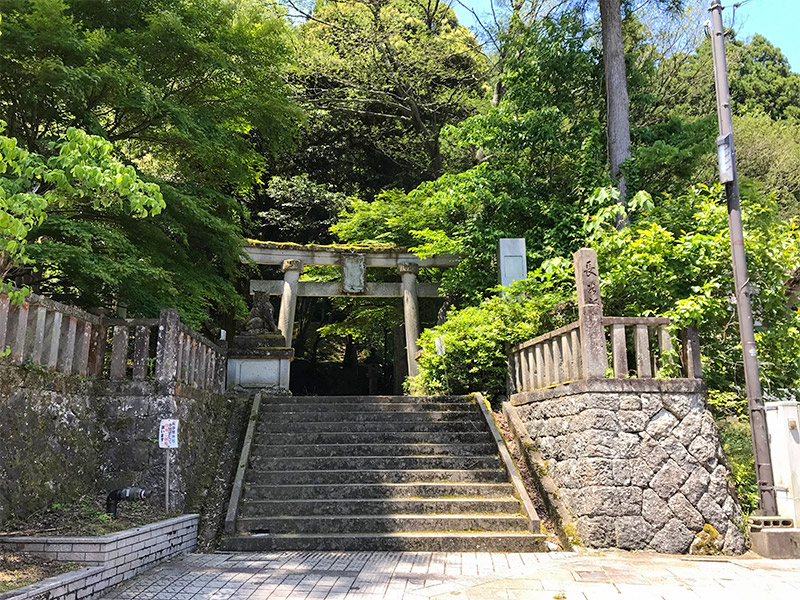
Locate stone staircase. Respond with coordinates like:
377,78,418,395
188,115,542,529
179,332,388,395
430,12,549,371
221,395,545,551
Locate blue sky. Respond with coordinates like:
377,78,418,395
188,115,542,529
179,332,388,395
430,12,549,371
732,0,799,71
452,0,800,72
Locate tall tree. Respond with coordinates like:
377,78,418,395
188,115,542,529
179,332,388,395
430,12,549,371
287,0,488,186
0,0,300,324
598,0,632,204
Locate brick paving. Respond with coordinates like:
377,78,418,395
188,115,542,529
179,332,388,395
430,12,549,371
100,550,800,600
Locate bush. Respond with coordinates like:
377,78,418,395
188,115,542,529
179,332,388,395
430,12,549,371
409,277,575,397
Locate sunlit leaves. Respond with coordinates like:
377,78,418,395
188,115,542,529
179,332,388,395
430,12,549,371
0,123,163,296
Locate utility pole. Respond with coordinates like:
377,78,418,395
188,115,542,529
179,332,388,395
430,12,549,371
709,0,778,515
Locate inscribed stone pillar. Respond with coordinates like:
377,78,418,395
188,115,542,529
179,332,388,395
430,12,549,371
155,308,181,391
573,248,608,379
278,259,304,347
398,262,421,378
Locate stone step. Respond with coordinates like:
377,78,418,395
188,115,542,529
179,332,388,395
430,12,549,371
259,402,475,414
260,395,471,405
255,431,494,445
255,423,486,435
236,514,529,534
255,410,483,423
220,532,546,552
249,442,497,458
243,482,517,500
240,497,522,517
243,468,510,485
255,421,492,444
249,455,502,471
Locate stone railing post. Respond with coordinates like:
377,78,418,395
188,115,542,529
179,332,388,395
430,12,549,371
573,248,607,379
278,259,303,347
398,262,421,378
155,309,181,392
681,326,702,379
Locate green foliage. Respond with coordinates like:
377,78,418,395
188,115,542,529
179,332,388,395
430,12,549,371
256,175,349,244
410,277,575,397
0,124,163,297
333,12,606,303
717,416,759,515
27,182,246,327
672,32,800,123
0,0,300,188
588,183,800,395
0,0,299,323
728,112,800,217
289,0,488,188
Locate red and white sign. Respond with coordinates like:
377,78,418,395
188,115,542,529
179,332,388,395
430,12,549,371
158,419,179,449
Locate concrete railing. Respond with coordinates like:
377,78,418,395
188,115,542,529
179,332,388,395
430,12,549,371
0,294,225,393
508,249,703,394
512,321,582,391
0,292,104,376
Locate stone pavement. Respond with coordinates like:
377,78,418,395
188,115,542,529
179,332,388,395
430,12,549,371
101,550,800,600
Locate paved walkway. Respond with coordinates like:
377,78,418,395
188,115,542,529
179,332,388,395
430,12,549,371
102,550,800,600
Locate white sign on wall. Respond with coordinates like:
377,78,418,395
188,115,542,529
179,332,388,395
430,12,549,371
158,419,179,449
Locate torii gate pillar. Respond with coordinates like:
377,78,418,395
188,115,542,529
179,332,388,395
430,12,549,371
398,262,421,377
277,259,303,347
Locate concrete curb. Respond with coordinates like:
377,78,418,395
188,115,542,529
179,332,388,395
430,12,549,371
225,392,262,534
0,514,198,600
472,393,542,537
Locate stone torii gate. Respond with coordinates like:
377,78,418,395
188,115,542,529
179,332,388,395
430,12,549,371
244,242,459,376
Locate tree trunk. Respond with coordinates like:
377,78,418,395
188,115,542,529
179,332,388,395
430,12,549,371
598,0,631,217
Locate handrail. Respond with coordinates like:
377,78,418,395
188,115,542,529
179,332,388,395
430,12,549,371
513,321,580,352
0,291,226,393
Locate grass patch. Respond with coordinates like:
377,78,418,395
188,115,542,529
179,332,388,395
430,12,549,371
0,552,80,593
0,494,179,537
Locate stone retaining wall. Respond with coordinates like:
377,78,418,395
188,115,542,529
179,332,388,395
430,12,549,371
510,379,746,554
0,515,197,600
0,363,233,522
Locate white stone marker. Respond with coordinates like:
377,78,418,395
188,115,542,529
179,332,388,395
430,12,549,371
498,238,527,290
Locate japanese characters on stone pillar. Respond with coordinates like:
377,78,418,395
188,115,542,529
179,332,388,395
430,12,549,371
398,262,421,378
573,248,607,379
278,259,304,347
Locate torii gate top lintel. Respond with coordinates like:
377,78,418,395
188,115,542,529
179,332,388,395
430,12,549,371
243,240,461,269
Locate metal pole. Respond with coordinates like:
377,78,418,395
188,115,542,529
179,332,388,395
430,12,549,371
165,448,170,512
708,0,778,515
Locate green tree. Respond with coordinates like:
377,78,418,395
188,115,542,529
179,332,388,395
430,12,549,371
409,183,800,401
255,174,349,244
289,0,488,186
673,33,800,122
333,12,606,302
0,0,300,323
0,125,164,295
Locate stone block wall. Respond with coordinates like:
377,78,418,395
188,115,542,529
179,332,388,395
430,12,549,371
0,363,234,523
98,381,233,512
511,379,746,554
0,367,100,524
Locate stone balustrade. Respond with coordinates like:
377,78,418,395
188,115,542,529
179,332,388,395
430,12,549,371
0,293,225,393
510,318,703,394
512,321,582,391
0,292,104,376
509,250,703,394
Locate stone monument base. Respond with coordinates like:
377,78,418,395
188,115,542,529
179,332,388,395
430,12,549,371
226,333,293,393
